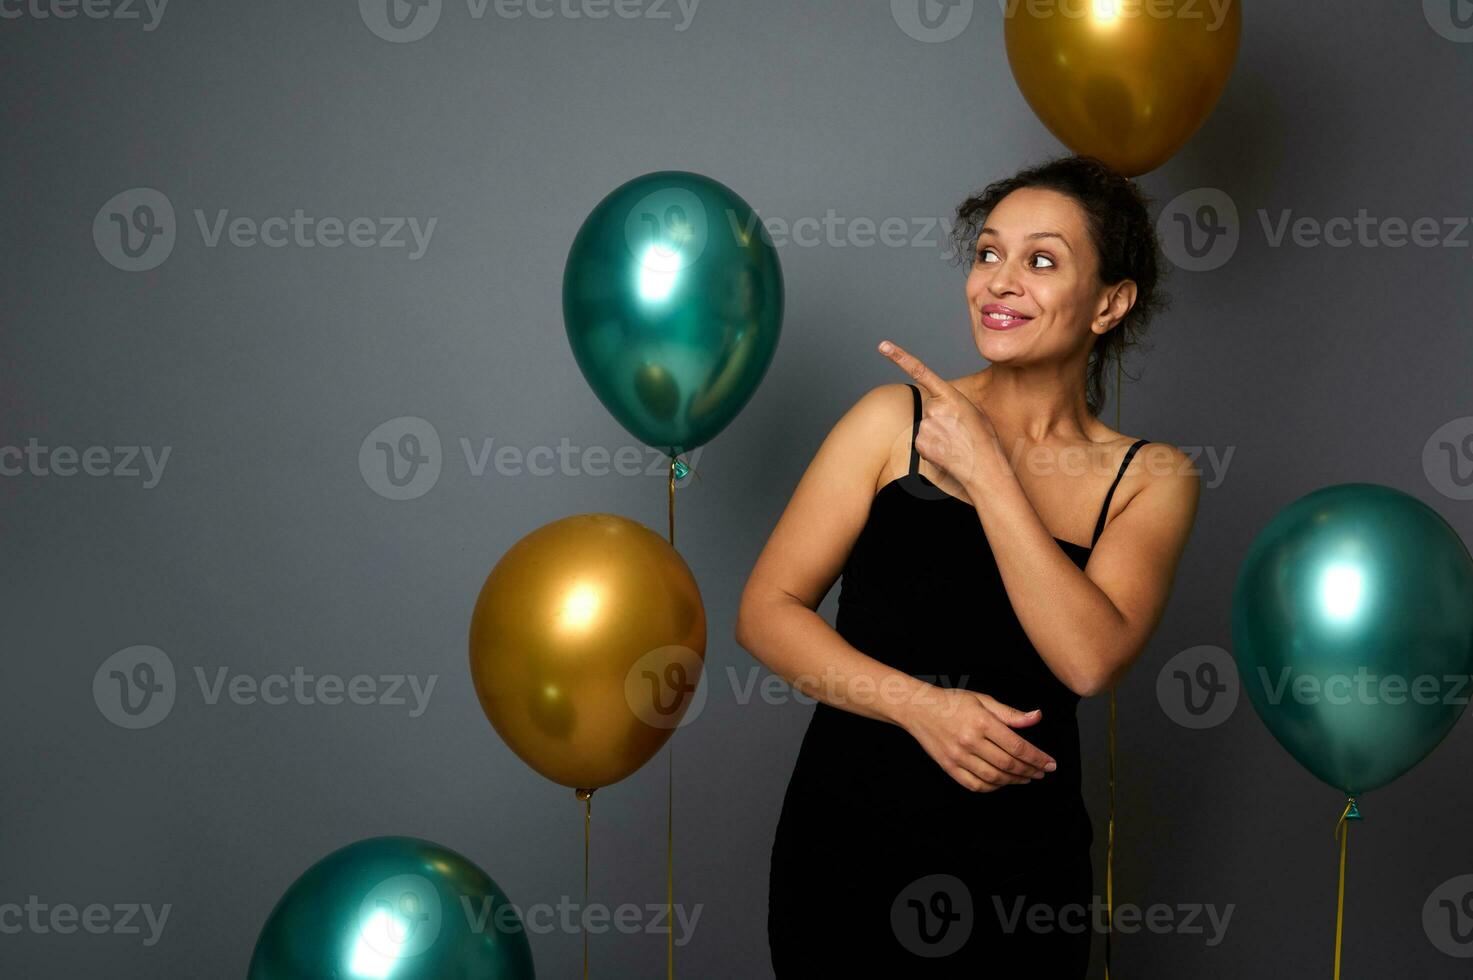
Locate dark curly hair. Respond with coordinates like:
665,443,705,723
948,154,1170,419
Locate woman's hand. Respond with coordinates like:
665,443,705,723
899,684,1058,792
878,339,1000,492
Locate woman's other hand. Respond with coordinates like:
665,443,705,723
898,684,1058,792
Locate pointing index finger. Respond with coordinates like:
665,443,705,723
878,340,950,397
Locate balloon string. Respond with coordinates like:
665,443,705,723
667,454,677,980
1106,686,1116,978
1104,347,1122,979
1332,796,1361,980
579,788,592,980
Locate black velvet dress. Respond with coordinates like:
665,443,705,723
767,383,1148,975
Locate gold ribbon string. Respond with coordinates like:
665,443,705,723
576,787,593,980
1104,336,1123,979
667,454,677,980
1105,682,1117,977
1332,796,1361,980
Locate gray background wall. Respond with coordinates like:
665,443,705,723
4,1,1473,976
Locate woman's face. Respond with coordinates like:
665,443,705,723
963,186,1124,369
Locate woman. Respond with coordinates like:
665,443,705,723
734,155,1199,974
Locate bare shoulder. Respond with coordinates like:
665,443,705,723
845,380,915,423
1113,436,1201,520
840,382,917,492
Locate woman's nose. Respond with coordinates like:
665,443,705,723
988,261,1023,295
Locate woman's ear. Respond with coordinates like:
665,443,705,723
1096,280,1138,332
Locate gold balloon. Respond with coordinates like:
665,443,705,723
1004,1,1242,177
468,514,706,792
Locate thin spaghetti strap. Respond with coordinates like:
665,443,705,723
906,384,922,477
1090,438,1149,548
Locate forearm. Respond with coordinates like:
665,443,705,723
734,597,930,727
963,452,1126,696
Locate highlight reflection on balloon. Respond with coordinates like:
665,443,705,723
1231,483,1473,796
248,836,534,980
563,171,783,456
468,513,707,791
1004,1,1243,176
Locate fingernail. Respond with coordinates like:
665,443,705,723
879,341,892,353
1045,761,1057,771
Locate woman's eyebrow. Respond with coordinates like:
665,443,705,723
978,226,1073,251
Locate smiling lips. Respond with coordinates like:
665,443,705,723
980,304,1034,330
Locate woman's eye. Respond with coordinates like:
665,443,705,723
976,247,1054,269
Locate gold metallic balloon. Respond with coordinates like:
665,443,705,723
468,514,706,792
1004,0,1242,177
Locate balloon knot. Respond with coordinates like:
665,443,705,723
672,459,690,481
575,787,595,802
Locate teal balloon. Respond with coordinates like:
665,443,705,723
1232,483,1473,795
563,170,784,456
248,836,535,980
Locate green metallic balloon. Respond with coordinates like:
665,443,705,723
1231,483,1473,795
563,170,784,457
248,836,535,979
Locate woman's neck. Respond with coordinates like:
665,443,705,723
960,364,1100,446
